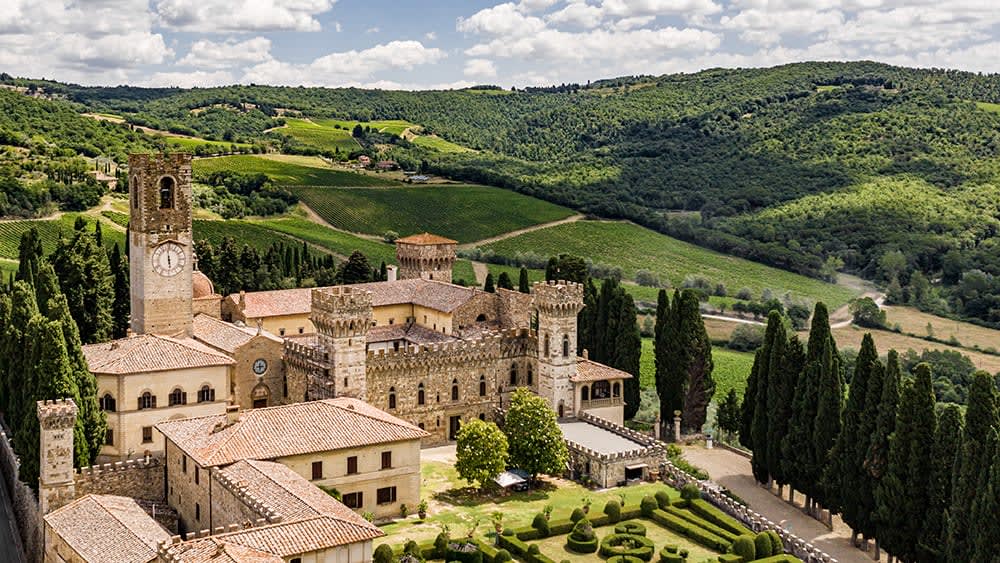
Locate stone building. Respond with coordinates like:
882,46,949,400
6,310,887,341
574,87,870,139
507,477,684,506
395,232,457,283
191,314,286,410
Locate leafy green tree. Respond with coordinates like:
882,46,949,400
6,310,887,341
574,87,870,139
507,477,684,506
813,341,843,509
455,419,508,490
739,349,759,451
216,237,242,295
678,290,714,432
16,227,43,286
50,224,113,343
484,273,495,293
504,388,568,479
855,359,885,543
497,271,513,290
920,404,962,562
849,297,886,328
716,388,741,442
518,267,530,293
4,282,39,426
337,250,373,285
544,254,588,285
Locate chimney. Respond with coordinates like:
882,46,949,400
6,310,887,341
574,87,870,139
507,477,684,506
238,290,246,311
386,265,398,282
226,404,240,425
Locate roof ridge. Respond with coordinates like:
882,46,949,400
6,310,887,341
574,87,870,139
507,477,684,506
324,398,423,434
91,495,160,550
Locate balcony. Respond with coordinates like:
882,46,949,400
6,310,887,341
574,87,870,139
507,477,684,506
579,397,622,410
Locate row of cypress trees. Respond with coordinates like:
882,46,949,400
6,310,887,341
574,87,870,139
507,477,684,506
741,304,1000,563
654,288,715,435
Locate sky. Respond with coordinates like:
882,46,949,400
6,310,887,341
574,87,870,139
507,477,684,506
2,0,1000,90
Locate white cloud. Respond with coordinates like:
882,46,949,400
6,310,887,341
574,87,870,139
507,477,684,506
425,31,438,40
241,40,446,86
464,58,498,78
335,21,342,32
366,27,380,34
610,15,655,31
140,70,236,88
457,3,547,36
154,0,337,32
599,0,722,19
467,26,720,61
177,37,273,69
547,3,604,28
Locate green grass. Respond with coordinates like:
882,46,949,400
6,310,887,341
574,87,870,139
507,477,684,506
254,216,397,263
528,519,721,563
975,101,1000,114
192,154,398,186
480,221,858,307
0,214,124,260
281,118,360,151
411,135,473,153
192,219,320,254
292,184,575,244
314,118,417,136
639,338,754,400
485,264,545,287
101,211,129,227
161,136,251,151
452,260,477,285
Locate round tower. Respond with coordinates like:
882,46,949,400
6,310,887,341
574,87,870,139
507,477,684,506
311,286,373,399
533,280,584,418
395,233,457,283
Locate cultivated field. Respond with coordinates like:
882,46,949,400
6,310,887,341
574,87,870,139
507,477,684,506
292,184,575,244
192,219,315,254
480,221,859,307
411,135,473,153
161,136,251,151
825,324,1000,373
256,216,397,263
882,305,1000,352
0,214,124,259
280,118,359,152
315,118,416,136
192,154,398,186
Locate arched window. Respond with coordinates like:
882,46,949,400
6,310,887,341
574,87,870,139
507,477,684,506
418,383,425,405
527,366,533,385
581,386,589,401
168,387,186,406
479,375,486,397
451,379,459,401
557,400,564,418
478,413,485,421
197,385,215,403
131,178,139,209
99,393,116,412
159,177,175,209
476,313,487,322
252,384,269,409
613,382,621,397
544,333,550,357
562,334,570,357
592,380,611,399
388,387,396,409
138,391,155,410
509,363,518,385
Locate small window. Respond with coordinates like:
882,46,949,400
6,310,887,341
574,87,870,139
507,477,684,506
291,559,302,563
476,313,487,322
195,503,200,521
131,179,139,209
544,334,550,356
195,467,200,485
298,327,304,334
197,385,215,403
582,386,590,401
478,413,485,421
311,461,323,480
388,318,395,325
138,392,155,410
377,486,397,505
99,393,116,412
562,334,570,357
418,422,425,429
479,375,486,397
104,427,114,446
182,456,187,473
168,387,186,406
347,456,358,475
388,387,396,409
381,451,392,470
417,383,425,405
279,328,286,336
343,492,363,509
509,363,518,385
451,379,459,401
159,176,175,209
142,426,153,443
613,382,621,397
527,366,533,385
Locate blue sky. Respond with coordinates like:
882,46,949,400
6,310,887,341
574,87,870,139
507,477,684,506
2,0,999,89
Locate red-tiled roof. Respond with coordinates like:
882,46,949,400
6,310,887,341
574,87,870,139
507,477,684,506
192,314,280,354
166,517,380,560
229,288,320,318
156,397,428,467
395,232,457,245
83,335,234,375
571,357,634,382
43,494,171,563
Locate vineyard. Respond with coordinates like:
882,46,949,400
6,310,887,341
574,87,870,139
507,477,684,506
291,184,575,244
314,118,416,136
162,136,252,151
280,118,360,152
192,155,398,187
480,220,860,308
0,214,125,259
254,217,397,264
411,134,473,153
192,219,318,254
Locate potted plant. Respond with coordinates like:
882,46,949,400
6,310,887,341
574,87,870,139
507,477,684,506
399,503,409,518
418,499,428,520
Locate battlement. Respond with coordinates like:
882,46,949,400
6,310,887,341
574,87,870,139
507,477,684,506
75,455,165,502
532,280,584,314
211,467,284,524
312,286,374,339
37,399,77,430
76,456,161,478
366,332,503,371
156,519,271,559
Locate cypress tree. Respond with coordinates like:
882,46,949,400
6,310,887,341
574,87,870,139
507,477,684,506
864,352,900,560
654,289,678,439
16,227,43,284
740,350,760,450
768,333,802,493
969,430,1000,563
611,291,641,420
4,282,39,427
679,289,714,433
823,333,877,542
855,359,886,544
0,294,10,415
94,221,103,246
216,237,242,294
577,279,598,356
750,312,780,484
945,371,999,562
518,267,530,293
379,261,388,282
483,273,495,293
110,243,130,338
34,262,62,318
497,271,513,290
813,341,843,512
920,405,962,562
50,226,114,344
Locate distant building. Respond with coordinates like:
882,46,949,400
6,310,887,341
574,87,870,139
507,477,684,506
357,155,371,167
375,160,398,170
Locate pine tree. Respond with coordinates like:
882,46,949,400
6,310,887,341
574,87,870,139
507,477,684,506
483,273,495,293
823,333,878,542
612,291,641,420
945,371,999,562
109,243,130,338
654,289,678,439
337,251,373,285
50,225,114,343
920,405,962,562
34,262,62,317
518,267,530,293
679,289,714,433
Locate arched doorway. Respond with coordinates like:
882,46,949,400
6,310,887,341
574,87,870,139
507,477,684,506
251,384,270,409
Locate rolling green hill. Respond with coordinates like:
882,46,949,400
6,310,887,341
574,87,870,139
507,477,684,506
191,154,398,186
279,118,360,152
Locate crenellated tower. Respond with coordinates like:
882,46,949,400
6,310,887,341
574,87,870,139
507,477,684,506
395,233,457,283
37,399,78,514
128,153,194,337
311,286,373,398
533,280,584,418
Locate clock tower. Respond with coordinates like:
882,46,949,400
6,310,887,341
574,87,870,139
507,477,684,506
128,153,194,337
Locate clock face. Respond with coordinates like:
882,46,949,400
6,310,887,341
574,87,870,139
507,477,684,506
253,359,268,375
151,242,186,277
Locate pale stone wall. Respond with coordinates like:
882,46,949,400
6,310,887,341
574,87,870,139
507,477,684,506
313,287,372,399
75,458,164,502
495,288,533,330
165,440,211,535
191,296,221,318
44,521,87,563
38,399,77,515
371,303,415,327
411,305,454,334
209,469,279,529
396,242,455,283
533,281,584,417
228,335,286,410
292,543,373,563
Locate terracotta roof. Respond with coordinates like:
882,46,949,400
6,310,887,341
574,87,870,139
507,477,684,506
160,538,281,563
193,271,218,299
350,278,476,313
228,288,320,318
43,494,171,563
156,397,429,467
571,357,634,382
218,460,382,534
367,323,456,345
83,334,234,375
166,517,379,560
395,232,457,245
193,314,281,354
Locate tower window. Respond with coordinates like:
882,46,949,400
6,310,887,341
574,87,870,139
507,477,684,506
131,178,139,209
451,379,459,401
544,334,550,357
509,363,518,385
388,387,397,409
99,393,116,412
479,375,486,397
418,383,425,405
562,334,570,357
159,177,175,209
527,366,533,385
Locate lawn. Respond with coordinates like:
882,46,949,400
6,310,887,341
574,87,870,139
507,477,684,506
292,184,575,244
529,519,721,563
192,154,398,186
281,118,360,152
452,260,477,286
639,338,754,400
480,221,859,308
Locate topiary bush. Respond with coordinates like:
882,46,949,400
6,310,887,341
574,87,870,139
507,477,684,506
434,532,450,558
766,530,783,555
718,555,743,563
493,549,512,563
640,495,658,517
754,532,773,558
655,490,673,509
607,557,646,563
566,518,598,553
532,513,551,537
600,533,656,561
570,507,586,522
732,535,756,562
614,521,647,536
527,544,540,555
445,542,483,563
680,483,701,501
604,499,622,523
373,543,394,563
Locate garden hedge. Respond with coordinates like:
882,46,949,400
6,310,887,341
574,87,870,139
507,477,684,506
681,483,702,501
566,518,598,553
764,530,784,554
659,553,685,563
614,521,647,536
687,499,751,536
532,513,551,537
718,554,743,563
754,556,803,563
655,490,673,509
754,532,773,558
600,533,656,561
641,496,659,517
547,519,575,536
650,509,732,552
607,556,647,563
605,500,622,522
664,506,740,541
732,535,756,561
445,542,483,563
373,544,394,563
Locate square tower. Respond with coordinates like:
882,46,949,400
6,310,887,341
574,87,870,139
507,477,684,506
533,280,584,418
36,399,78,514
311,286,373,398
395,232,457,283
128,153,194,337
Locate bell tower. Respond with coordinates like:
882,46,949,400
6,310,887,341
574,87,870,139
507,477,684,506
128,153,194,337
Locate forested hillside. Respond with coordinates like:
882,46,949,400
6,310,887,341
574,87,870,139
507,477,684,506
6,61,1000,324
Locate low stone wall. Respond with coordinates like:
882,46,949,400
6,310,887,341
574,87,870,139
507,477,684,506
0,423,37,563
75,456,164,502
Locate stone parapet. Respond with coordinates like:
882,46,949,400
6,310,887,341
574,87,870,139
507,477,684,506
312,286,373,339
210,467,284,524
531,280,584,315
75,456,165,502
366,332,503,371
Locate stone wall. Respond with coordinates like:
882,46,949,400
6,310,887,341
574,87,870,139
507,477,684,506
495,288,532,330
230,335,286,410
0,423,36,562
74,457,164,502
209,468,282,529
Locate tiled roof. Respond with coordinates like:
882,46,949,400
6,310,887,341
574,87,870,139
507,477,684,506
43,494,171,563
160,538,281,563
229,287,320,318
367,323,456,345
166,517,380,560
218,460,382,535
571,357,634,382
156,397,429,467
193,314,281,354
395,232,457,245
83,334,234,375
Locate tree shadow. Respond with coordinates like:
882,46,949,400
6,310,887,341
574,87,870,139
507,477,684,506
432,480,558,508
